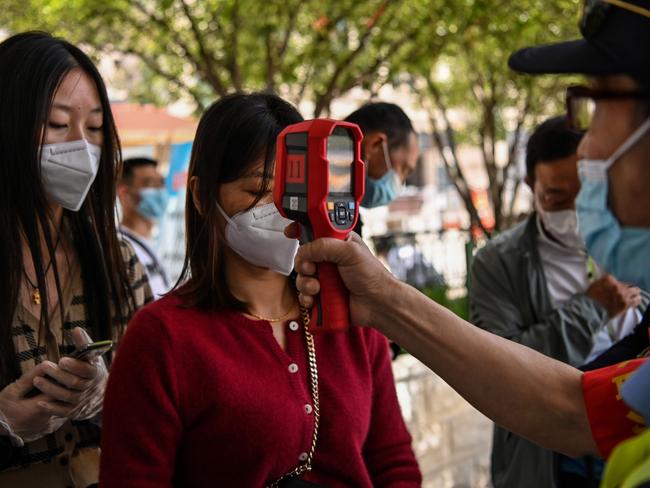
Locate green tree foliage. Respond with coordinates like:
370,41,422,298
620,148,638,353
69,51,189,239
2,0,441,115
2,0,584,237
403,0,582,236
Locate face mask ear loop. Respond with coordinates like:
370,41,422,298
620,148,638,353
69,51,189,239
605,116,650,170
215,202,237,228
382,140,393,172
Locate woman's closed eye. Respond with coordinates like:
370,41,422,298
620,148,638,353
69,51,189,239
246,189,272,197
47,122,102,133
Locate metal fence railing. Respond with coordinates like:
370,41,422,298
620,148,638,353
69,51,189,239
371,229,474,293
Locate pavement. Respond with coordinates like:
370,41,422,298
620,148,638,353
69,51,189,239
393,354,493,487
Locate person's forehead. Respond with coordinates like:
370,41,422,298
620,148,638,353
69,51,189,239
241,159,272,180
132,164,162,180
590,74,640,91
52,69,102,112
535,156,578,181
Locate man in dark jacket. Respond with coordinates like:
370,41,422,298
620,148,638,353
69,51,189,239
469,116,648,487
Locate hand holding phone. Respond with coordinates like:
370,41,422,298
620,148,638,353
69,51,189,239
23,340,113,398
0,362,69,444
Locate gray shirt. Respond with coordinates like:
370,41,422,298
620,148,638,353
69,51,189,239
536,216,642,361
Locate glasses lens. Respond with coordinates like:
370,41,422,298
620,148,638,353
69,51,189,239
570,96,596,132
580,0,610,37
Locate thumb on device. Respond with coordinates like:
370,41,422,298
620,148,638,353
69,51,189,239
295,234,363,273
284,222,301,239
70,327,92,350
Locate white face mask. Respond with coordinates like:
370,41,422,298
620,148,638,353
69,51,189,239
40,139,102,211
217,202,299,276
537,206,584,250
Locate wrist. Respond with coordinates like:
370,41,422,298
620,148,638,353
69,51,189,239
369,275,408,334
0,410,24,447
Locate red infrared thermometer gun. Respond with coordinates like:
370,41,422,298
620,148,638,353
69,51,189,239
274,119,365,334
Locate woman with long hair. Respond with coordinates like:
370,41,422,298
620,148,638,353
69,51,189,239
0,32,151,486
100,92,421,487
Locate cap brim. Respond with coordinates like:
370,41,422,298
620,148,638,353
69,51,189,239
508,39,627,77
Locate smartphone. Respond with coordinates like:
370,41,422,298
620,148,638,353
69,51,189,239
23,340,113,398
68,340,113,361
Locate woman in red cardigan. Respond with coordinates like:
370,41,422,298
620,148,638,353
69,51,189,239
100,93,421,487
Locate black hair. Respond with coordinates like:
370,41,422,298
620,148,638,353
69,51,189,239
526,115,583,179
121,157,158,182
0,32,137,385
177,92,303,311
344,102,415,150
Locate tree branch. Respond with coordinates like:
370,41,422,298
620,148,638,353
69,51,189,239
278,1,302,59
313,0,396,116
431,123,493,239
503,90,532,179
495,87,532,226
178,0,228,96
124,48,206,111
505,178,522,229
264,2,303,92
425,77,461,166
227,1,243,91
291,2,361,108
423,83,492,239
264,28,276,91
295,64,315,106
338,17,430,98
130,0,225,97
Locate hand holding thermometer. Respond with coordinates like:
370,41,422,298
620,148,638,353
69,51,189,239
274,119,365,334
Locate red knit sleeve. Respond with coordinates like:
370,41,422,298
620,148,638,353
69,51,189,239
581,358,647,459
362,330,422,487
100,306,182,487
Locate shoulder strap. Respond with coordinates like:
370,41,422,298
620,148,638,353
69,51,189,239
118,228,169,286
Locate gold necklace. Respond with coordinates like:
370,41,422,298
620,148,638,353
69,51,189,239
247,305,295,323
23,233,62,305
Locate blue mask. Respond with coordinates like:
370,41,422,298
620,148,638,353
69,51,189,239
137,187,169,221
576,116,650,290
361,141,402,208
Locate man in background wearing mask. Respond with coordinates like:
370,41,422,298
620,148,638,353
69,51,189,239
470,115,647,488
117,157,170,298
344,102,420,236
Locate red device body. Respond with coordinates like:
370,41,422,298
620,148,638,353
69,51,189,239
274,119,365,333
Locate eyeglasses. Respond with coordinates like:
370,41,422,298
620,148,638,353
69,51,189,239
581,0,650,38
566,85,650,131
